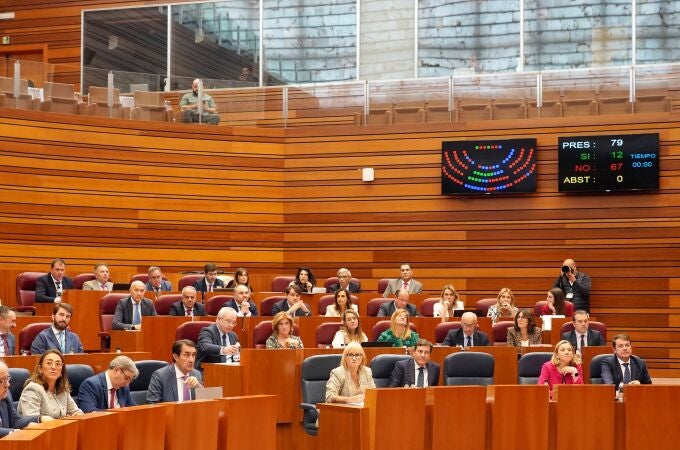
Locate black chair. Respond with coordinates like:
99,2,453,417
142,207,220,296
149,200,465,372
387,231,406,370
517,352,552,384
370,354,410,388
589,353,609,384
8,367,30,409
130,360,168,405
299,354,342,436
67,364,95,403
443,352,495,386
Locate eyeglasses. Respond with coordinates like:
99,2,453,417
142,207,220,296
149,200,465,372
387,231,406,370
118,368,134,382
42,360,63,368
346,353,363,359
0,376,11,385
461,322,476,328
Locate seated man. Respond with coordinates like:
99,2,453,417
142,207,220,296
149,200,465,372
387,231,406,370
326,267,361,294
147,340,203,403
377,288,418,317
112,281,157,331
389,339,440,387
169,286,205,317
82,262,113,291
35,258,74,303
145,266,172,297
31,303,84,355
180,79,220,125
442,312,490,347
601,333,652,386
271,285,311,317
0,306,17,357
382,263,423,297
196,307,240,370
192,263,225,294
78,355,138,412
224,284,258,317
0,360,38,436
561,310,605,354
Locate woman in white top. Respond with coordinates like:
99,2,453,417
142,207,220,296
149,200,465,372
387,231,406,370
331,309,368,348
487,287,518,324
325,288,359,317
432,284,464,319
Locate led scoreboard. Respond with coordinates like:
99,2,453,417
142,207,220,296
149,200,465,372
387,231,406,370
441,139,537,194
557,133,659,192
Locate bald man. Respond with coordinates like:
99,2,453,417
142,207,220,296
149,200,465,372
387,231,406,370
112,280,157,330
553,258,592,312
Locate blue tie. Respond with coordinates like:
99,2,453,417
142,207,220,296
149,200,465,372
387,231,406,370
623,363,631,384
132,303,141,325
59,331,66,353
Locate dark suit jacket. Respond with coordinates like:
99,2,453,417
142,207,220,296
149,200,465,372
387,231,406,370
35,274,74,303
377,301,418,318
77,372,135,412
600,354,652,386
562,329,605,349
326,282,361,294
224,299,258,316
389,359,440,387
168,302,206,317
196,323,239,369
112,297,157,330
30,327,84,355
271,299,311,317
146,364,203,403
0,393,38,436
145,280,173,295
2,333,16,356
192,277,225,294
442,328,490,347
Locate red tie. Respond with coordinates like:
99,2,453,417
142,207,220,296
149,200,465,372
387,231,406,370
109,388,116,409
101,283,107,291
403,281,409,291
1,334,9,356
186,309,192,317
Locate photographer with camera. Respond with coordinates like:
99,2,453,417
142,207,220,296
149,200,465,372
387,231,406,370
553,259,591,312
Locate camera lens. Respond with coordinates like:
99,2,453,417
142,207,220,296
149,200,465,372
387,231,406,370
562,265,570,274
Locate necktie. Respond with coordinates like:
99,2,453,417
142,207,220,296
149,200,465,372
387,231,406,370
466,336,472,348
59,331,66,353
208,284,213,293
55,281,62,294
1,334,9,356
186,308,192,317
416,367,424,387
221,334,228,362
580,334,586,351
132,303,141,325
101,283,107,291
109,388,116,409
623,363,631,384
181,375,191,401
403,281,409,291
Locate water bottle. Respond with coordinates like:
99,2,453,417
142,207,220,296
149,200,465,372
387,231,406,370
616,382,624,401
233,348,240,363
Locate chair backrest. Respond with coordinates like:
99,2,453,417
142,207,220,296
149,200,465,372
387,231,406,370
323,277,362,291
589,353,610,384
8,367,30,408
130,273,149,284
371,321,417,341
300,354,343,434
253,321,273,348
443,352,495,386
18,323,51,354
0,76,29,94
66,364,95,401
492,321,515,345
260,296,285,316
44,82,76,100
559,321,607,342
434,321,461,344
377,278,390,294
317,295,335,316
88,86,121,104
134,90,164,107
155,294,183,315
271,276,295,292
366,298,390,317
175,321,213,344
205,295,234,316
370,354,411,387
130,360,169,405
15,271,44,307
99,293,128,335
419,298,439,317
534,301,547,317
178,274,204,291
315,322,342,348
73,273,97,290
517,352,553,384
475,298,497,316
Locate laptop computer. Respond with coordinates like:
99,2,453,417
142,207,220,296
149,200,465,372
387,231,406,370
361,341,394,348
111,283,131,291
453,309,483,317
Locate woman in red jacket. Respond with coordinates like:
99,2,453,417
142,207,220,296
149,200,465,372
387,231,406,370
538,340,583,396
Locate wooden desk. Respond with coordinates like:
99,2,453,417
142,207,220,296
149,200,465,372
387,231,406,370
429,386,486,450
164,400,219,450
62,411,119,450
217,395,277,450
624,385,680,449
488,385,549,450
32,418,78,450
472,346,518,385
365,387,426,450
0,428,50,450
553,385,615,450
116,404,168,450
110,330,145,354
141,316,192,361
62,290,106,351
203,363,243,397
318,403,369,450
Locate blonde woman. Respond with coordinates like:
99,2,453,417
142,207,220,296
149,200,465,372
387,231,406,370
265,312,304,349
487,288,518,324
331,309,368,348
433,284,464,319
325,342,375,403
538,340,583,395
377,309,419,348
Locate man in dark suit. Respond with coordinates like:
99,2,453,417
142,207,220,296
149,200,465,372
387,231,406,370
601,334,652,387
224,284,258,317
145,266,172,297
78,355,138,412
562,310,605,353
272,285,311,317
443,312,490,347
35,258,74,303
192,263,225,294
377,288,418,318
31,303,84,355
0,360,38,436
112,280,157,330
168,286,206,317
553,258,591,312
147,340,203,403
389,339,440,387
0,306,16,357
196,307,240,370
326,268,361,294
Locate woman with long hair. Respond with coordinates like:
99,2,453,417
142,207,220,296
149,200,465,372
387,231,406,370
332,309,368,348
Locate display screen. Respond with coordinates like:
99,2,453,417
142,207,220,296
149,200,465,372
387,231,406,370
441,139,537,194
558,133,659,192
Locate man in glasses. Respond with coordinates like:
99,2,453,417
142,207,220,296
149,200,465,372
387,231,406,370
326,268,362,294
73,355,139,413
442,312,490,347
389,339,440,387
196,307,240,371
0,360,38,436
